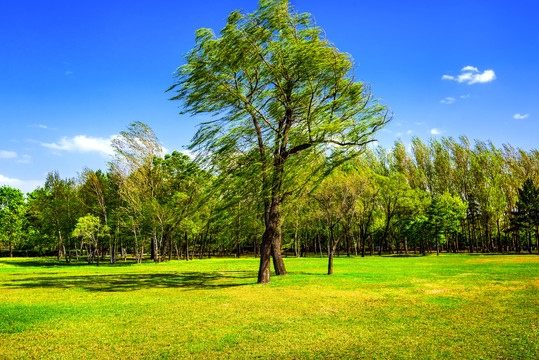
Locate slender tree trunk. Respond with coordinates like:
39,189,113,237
468,219,473,253
174,242,180,261
361,233,366,257
57,227,63,261
405,238,408,255
497,219,502,253
185,232,189,262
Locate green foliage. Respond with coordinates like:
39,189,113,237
0,186,25,255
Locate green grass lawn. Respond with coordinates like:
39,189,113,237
0,254,537,359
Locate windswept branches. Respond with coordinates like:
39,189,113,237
168,0,391,283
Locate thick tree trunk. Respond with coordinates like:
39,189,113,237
328,249,334,275
271,222,287,276
258,196,281,284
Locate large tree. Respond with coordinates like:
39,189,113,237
168,0,391,283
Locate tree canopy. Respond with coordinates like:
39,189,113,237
168,0,391,283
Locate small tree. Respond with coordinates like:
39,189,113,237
427,192,466,255
73,214,109,265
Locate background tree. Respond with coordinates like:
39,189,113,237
511,178,539,253
73,214,109,265
0,186,25,257
111,121,163,263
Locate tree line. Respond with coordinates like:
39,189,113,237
1,125,538,273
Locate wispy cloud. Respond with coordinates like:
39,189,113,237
0,150,17,159
440,97,456,104
407,130,413,135
27,124,50,129
460,94,470,99
513,113,529,120
0,174,42,193
442,66,496,84
17,155,32,164
41,135,118,157
430,128,442,135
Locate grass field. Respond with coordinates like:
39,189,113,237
0,254,537,359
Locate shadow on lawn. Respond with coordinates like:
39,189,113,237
0,258,142,268
3,271,255,292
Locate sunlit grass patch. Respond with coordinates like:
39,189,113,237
0,254,537,359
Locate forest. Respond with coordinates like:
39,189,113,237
1,124,538,272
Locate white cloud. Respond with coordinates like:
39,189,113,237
440,97,456,104
407,130,413,135
0,150,17,159
469,70,495,84
430,128,441,135
0,174,42,194
41,135,118,157
17,155,32,164
442,67,496,84
513,113,529,120
181,149,195,159
460,94,470,99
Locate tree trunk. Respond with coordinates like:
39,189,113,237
57,227,63,261
497,219,502,253
327,233,334,275
174,242,180,261
361,233,366,258
258,196,281,284
271,215,287,276
404,238,408,255
185,232,189,262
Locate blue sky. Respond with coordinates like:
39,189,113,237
1,0,538,193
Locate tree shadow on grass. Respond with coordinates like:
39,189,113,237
0,258,143,268
3,271,256,292
464,252,538,256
